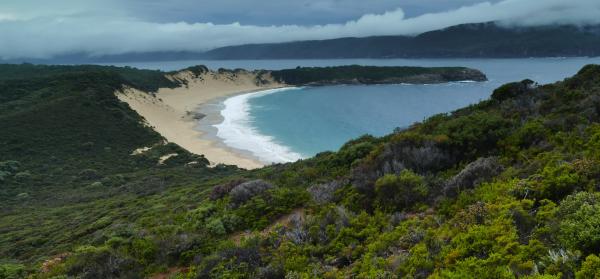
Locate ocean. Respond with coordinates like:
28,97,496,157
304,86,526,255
103,57,600,163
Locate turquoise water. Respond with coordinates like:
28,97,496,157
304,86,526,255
103,58,600,162
248,83,487,158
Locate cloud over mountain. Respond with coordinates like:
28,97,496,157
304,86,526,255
1,0,599,59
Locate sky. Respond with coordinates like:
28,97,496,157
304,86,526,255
0,0,599,59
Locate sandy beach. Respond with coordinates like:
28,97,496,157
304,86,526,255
117,69,285,169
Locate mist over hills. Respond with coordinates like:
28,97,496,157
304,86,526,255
202,22,600,59
6,22,600,64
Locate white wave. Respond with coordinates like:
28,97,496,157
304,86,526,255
214,87,305,164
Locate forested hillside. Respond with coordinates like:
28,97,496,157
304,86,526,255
6,22,600,64
203,23,600,59
269,66,486,85
2,64,600,278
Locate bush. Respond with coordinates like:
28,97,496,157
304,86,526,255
210,179,246,200
0,161,20,173
436,111,512,156
491,79,536,102
534,162,584,201
78,169,101,180
14,171,31,182
444,157,503,197
337,137,376,166
374,169,428,212
0,263,26,279
205,218,226,235
557,192,600,254
235,187,309,230
89,181,104,188
576,254,600,279
351,137,452,192
0,171,10,182
229,179,274,206
502,119,548,151
308,180,344,204
64,246,143,279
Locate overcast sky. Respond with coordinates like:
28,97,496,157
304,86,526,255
1,0,599,59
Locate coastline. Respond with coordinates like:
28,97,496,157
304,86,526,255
115,66,488,169
210,87,305,164
116,69,286,169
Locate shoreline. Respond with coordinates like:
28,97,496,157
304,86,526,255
117,69,286,169
194,88,297,166
209,87,305,164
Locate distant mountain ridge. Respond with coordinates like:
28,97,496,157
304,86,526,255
4,22,600,63
203,22,600,59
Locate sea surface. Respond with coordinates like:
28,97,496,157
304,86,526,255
103,58,600,163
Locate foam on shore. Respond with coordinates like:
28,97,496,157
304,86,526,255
215,87,304,164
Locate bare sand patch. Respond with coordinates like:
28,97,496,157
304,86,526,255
117,69,285,169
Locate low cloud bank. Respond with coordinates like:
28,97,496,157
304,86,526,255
1,0,599,59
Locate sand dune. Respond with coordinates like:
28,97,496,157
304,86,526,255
116,69,285,169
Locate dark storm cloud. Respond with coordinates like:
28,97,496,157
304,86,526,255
0,0,598,59
116,0,496,25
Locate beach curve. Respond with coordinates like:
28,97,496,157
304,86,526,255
116,68,286,169
214,87,305,164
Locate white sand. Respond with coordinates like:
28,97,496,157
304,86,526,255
117,69,285,169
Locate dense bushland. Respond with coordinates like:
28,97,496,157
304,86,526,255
2,64,600,278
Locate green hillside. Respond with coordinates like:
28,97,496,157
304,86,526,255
2,64,600,278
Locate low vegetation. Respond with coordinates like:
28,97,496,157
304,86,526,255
1,63,600,278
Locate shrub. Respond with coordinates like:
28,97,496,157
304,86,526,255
0,263,26,279
78,169,101,180
374,169,428,212
386,139,453,173
585,124,600,160
205,218,226,235
65,246,143,279
540,249,580,278
502,119,548,151
235,187,309,230
534,162,584,201
210,179,246,201
435,111,512,156
491,79,536,102
14,171,31,182
352,138,452,192
444,157,503,197
185,204,216,229
308,180,344,204
557,192,600,254
229,179,274,206
337,137,376,166
130,239,157,265
89,181,104,188
0,171,10,182
0,161,20,173
576,254,600,279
